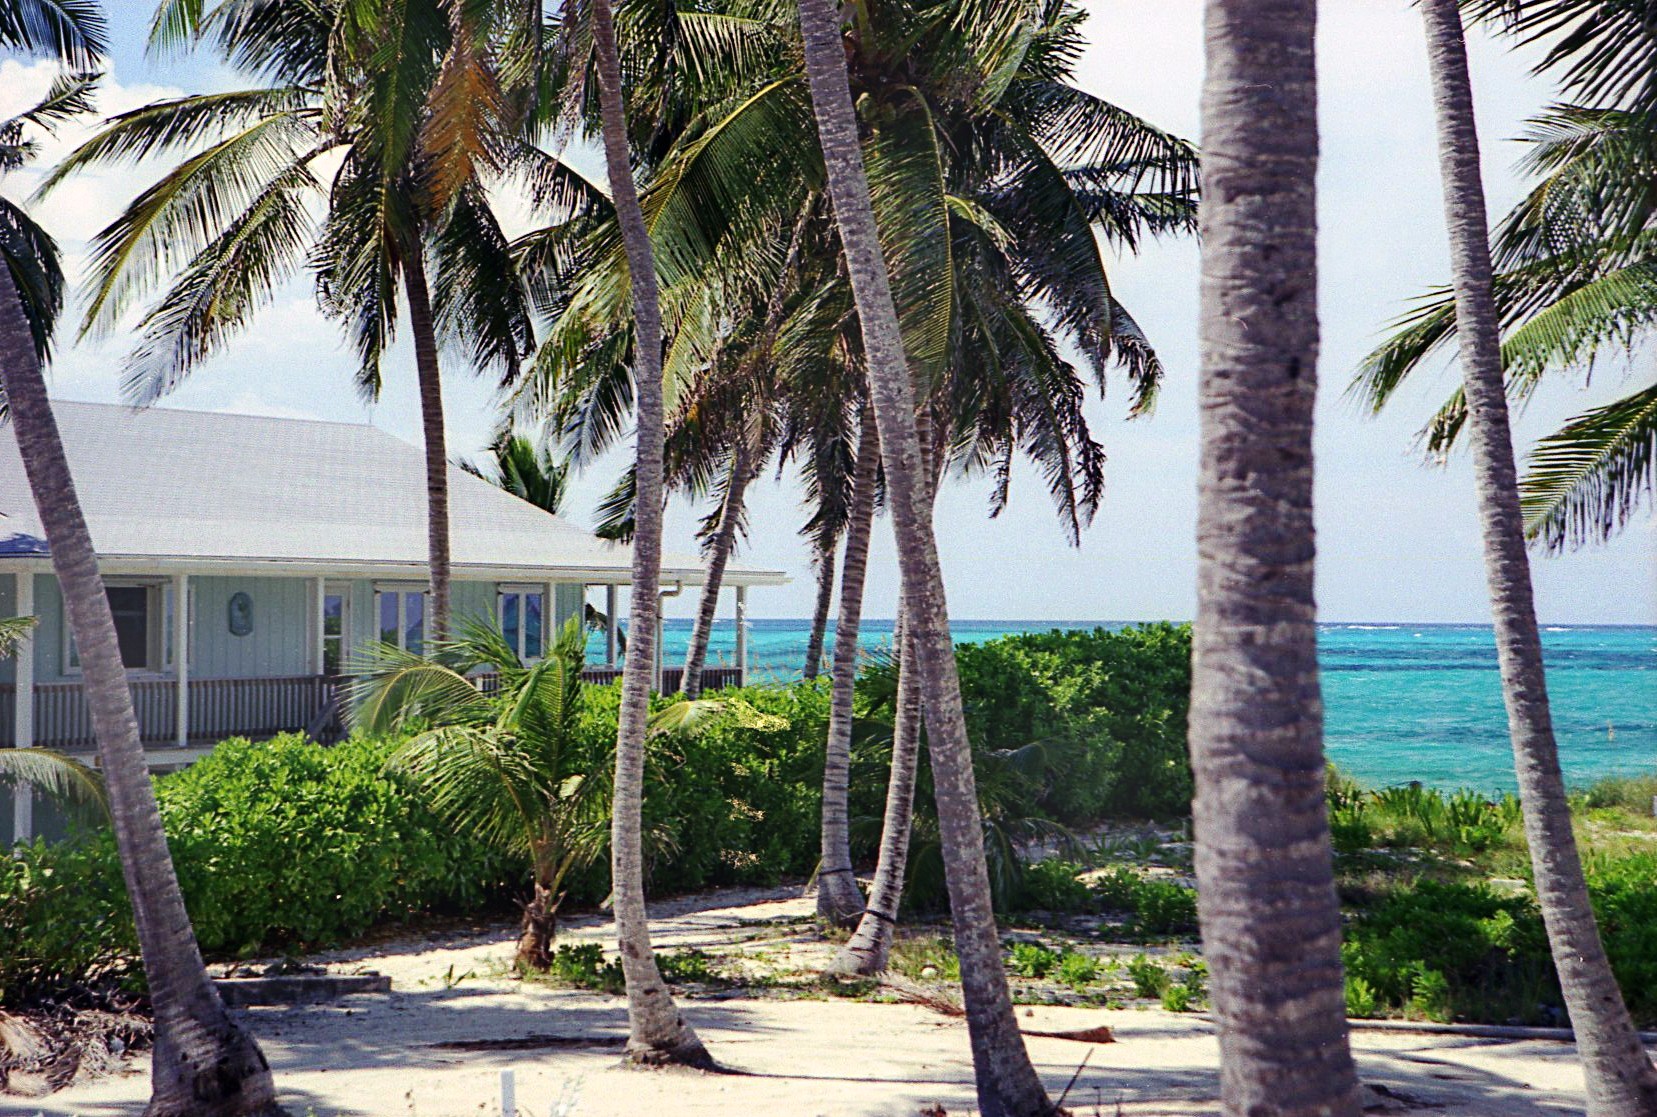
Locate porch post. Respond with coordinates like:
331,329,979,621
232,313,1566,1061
313,575,326,673
13,571,35,843
735,585,749,687
604,584,618,668
173,572,189,747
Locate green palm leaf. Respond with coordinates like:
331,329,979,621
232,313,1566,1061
1521,381,1657,551
0,747,107,821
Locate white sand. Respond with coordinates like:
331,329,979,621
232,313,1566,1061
33,888,1621,1116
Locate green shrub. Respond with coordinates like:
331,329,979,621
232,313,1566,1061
953,624,1192,822
1159,982,1194,1012
545,942,625,994
1345,975,1380,1018
892,937,961,982
1126,954,1168,999
1008,942,1062,978
1586,852,1657,1026
0,836,137,1005
159,734,517,955
1017,859,1092,913
1133,880,1199,935
1341,879,1556,1025
1053,951,1100,989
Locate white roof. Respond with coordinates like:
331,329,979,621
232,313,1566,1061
0,401,785,586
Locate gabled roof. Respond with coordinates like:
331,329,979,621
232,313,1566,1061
0,401,786,586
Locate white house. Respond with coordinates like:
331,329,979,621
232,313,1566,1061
1,402,786,840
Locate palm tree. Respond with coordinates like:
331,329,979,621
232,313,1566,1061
680,438,756,698
465,430,572,518
1415,3,1657,1110
0,11,282,1110
815,405,879,925
799,546,835,679
795,0,1053,1112
1188,2,1360,1114
352,617,609,970
43,0,535,639
584,0,712,1068
827,412,945,967
1357,1,1657,550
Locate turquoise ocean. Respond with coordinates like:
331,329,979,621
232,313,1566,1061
610,619,1655,794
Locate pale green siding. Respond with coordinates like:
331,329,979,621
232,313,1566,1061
556,583,585,632
190,576,312,678
8,571,593,682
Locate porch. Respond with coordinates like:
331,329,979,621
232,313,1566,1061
0,665,750,756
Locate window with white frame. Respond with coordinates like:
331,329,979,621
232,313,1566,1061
498,585,545,661
321,584,350,675
375,587,428,654
66,580,187,673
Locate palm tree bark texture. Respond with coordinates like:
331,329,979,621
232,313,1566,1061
0,266,283,1116
1418,3,1657,1112
801,542,836,679
816,404,880,925
830,410,944,972
589,0,713,1068
402,248,452,641
795,0,1053,1111
1189,2,1362,1115
681,439,754,699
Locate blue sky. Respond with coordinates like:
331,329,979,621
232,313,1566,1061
8,1,1653,624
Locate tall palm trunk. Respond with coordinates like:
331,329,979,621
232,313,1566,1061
1419,5,1657,1111
829,413,940,973
0,268,282,1116
682,441,753,698
1190,4,1360,1115
801,542,835,679
403,250,451,641
591,0,711,1068
795,3,1051,1111
816,406,880,925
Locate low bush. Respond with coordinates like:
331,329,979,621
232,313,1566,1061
1340,879,1557,1025
1017,859,1093,913
1008,942,1061,978
954,624,1192,822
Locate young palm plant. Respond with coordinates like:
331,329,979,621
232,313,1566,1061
0,9,284,1111
353,617,609,970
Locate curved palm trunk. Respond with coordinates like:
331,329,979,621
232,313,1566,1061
403,251,451,641
829,414,940,972
816,406,880,925
1418,5,1657,1111
829,603,920,974
591,0,711,1068
0,269,282,1116
682,441,754,698
801,542,836,679
1190,5,1360,1115
796,3,1051,1111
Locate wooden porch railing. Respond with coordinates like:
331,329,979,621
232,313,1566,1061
0,665,748,751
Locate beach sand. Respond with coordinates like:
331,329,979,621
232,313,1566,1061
32,887,1618,1116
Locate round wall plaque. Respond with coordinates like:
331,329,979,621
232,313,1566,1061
227,591,253,637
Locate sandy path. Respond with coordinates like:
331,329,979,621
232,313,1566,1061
31,887,1619,1116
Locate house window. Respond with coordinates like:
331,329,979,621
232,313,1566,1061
376,588,427,655
67,581,172,672
322,587,349,675
499,586,545,661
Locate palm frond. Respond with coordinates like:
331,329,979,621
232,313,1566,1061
0,0,107,68
0,747,107,821
1521,381,1657,551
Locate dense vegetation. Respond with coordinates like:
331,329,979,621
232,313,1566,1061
6,625,1653,1033
0,627,1191,1004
